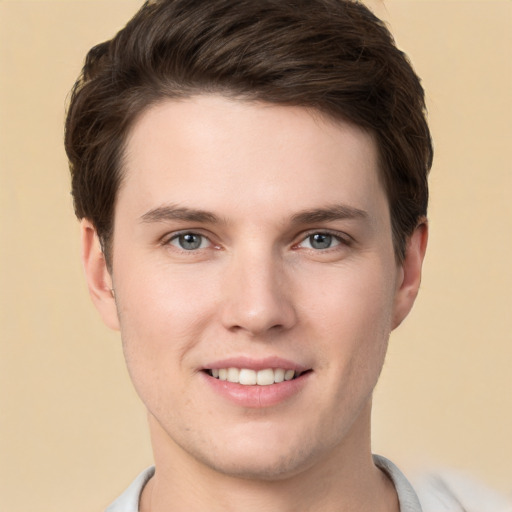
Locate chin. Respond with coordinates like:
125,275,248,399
189,430,326,482
201,450,313,481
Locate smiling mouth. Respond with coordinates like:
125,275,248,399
205,368,310,386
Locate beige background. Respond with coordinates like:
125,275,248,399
0,1,510,510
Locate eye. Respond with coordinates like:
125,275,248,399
169,232,210,251
299,232,342,250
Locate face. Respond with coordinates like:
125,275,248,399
83,95,425,480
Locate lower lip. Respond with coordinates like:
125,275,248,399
201,372,311,408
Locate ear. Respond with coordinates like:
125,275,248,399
80,219,120,331
392,220,428,329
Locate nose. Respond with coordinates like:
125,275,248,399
219,249,297,337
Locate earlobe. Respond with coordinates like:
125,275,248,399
80,219,120,331
392,220,428,330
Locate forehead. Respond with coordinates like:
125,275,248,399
119,95,386,222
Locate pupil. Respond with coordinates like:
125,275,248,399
180,233,201,250
311,233,331,249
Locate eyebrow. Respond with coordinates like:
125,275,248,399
139,203,368,226
140,205,222,224
290,204,369,225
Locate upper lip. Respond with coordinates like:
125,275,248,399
202,356,310,373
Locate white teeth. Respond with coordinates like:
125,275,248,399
256,368,275,386
210,367,298,385
274,368,285,383
227,367,240,383
284,369,295,381
239,369,257,385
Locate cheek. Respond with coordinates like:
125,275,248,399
301,258,396,333
112,263,222,391
115,257,220,334
300,260,396,379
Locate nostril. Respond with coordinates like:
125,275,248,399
220,279,298,335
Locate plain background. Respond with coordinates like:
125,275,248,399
1,1,511,510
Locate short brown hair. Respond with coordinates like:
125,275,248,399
65,0,432,265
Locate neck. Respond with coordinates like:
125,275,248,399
140,405,399,512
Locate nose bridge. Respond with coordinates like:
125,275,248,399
220,240,296,335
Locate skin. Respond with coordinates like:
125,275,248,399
82,95,427,512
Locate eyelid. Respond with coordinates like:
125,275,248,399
294,229,353,247
162,229,218,250
159,228,352,251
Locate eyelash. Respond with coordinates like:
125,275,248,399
164,231,216,252
294,230,352,251
163,229,352,253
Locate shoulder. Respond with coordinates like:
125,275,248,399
413,468,512,512
105,466,155,512
374,454,424,512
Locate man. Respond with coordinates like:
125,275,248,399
65,0,431,510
